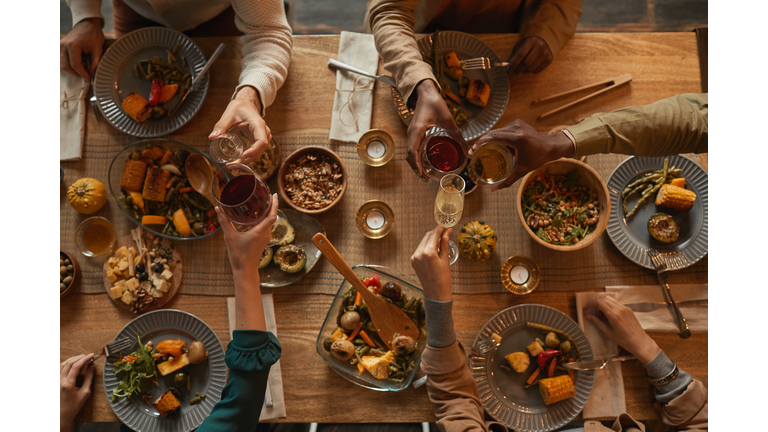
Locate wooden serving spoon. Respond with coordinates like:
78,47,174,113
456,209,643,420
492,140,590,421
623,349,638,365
312,233,420,342
185,154,218,206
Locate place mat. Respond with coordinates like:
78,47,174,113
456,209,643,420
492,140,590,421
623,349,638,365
60,134,708,295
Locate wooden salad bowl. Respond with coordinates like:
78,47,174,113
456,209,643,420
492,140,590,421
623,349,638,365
278,146,348,214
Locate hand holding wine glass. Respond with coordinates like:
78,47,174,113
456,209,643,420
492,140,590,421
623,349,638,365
215,193,278,273
411,226,453,302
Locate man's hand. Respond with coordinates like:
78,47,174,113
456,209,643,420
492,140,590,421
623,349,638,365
215,193,278,273
470,119,573,191
506,36,553,74
410,226,453,301
60,354,95,432
60,18,104,80
582,296,661,364
407,80,460,179
210,86,272,165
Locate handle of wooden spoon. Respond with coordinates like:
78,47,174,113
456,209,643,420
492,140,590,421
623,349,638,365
312,233,372,300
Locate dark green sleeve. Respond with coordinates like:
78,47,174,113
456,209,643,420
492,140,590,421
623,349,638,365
567,93,708,158
196,330,281,432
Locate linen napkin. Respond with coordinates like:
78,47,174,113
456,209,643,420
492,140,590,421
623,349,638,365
575,292,626,420
60,70,89,161
329,31,378,142
605,284,708,333
227,295,286,421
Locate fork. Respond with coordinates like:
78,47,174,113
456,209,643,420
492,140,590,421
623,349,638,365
646,248,691,339
85,336,134,365
474,333,502,355
461,57,509,70
327,59,397,88
83,55,104,124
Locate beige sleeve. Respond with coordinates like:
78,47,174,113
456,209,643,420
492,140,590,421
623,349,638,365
367,0,439,105
232,0,293,115
659,380,708,431
66,0,104,28
519,0,583,56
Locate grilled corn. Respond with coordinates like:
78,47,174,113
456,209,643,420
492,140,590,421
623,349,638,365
120,160,148,192
121,93,152,123
655,184,696,212
142,167,171,202
538,375,576,405
155,390,181,417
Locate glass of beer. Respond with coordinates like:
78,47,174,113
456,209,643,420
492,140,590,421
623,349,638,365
467,141,514,185
434,174,465,265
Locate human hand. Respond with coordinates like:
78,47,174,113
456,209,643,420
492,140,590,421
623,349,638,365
582,296,661,364
60,354,96,432
410,226,453,301
407,80,460,179
60,18,104,80
209,86,272,165
215,193,278,273
469,119,573,191
506,36,553,74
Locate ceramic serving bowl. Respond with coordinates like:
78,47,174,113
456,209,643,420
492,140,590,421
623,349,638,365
278,146,348,214
60,250,80,299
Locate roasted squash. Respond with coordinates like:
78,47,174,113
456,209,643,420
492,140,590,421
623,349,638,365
445,67,463,81
466,79,491,107
121,93,152,123
173,209,192,237
119,160,148,192
142,167,171,202
159,84,178,104
444,89,462,104
67,178,107,214
142,215,167,225
128,191,144,210
670,178,685,188
457,221,497,261
444,52,461,68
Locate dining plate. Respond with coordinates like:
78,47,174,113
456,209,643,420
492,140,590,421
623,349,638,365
391,31,510,141
606,155,708,270
103,309,226,432
258,208,325,287
94,27,210,137
470,304,595,432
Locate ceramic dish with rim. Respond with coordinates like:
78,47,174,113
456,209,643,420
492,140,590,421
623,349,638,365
259,208,325,287
392,31,510,142
277,146,348,214
108,139,222,241
60,250,80,298
470,304,595,432
316,265,427,392
103,309,226,432
94,27,209,137
516,159,610,251
606,155,708,270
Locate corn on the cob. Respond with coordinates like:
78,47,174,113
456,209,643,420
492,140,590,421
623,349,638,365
119,159,148,192
155,390,181,418
655,184,696,212
121,93,152,123
538,375,576,405
142,167,171,202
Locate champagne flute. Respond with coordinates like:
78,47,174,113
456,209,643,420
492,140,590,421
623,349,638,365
434,174,465,265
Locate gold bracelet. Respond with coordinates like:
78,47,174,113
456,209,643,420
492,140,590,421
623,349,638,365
647,363,679,386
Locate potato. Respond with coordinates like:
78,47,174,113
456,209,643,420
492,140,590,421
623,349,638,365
188,341,208,364
505,352,530,373
545,332,560,348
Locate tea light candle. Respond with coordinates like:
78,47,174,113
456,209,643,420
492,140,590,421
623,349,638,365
510,265,529,285
366,211,385,230
367,140,387,159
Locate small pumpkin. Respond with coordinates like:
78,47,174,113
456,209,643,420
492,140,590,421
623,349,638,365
457,221,497,261
67,178,107,214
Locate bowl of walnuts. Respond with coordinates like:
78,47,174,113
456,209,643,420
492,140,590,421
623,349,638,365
278,146,348,214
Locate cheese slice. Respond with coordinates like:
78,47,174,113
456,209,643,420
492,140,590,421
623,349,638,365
121,290,134,304
157,279,170,293
109,286,123,299
125,277,139,292
160,269,174,280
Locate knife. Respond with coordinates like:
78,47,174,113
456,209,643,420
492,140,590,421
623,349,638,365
625,299,707,313
563,355,636,371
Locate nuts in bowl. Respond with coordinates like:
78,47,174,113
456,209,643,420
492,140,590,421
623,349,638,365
278,146,347,214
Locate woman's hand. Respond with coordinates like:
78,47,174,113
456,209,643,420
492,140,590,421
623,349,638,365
60,18,104,80
582,296,661,363
215,193,279,273
60,354,95,432
506,36,553,74
407,80,459,180
410,226,453,301
209,86,272,165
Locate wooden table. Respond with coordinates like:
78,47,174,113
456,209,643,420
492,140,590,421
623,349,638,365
61,33,707,424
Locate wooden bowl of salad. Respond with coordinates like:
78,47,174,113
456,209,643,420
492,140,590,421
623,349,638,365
516,159,610,252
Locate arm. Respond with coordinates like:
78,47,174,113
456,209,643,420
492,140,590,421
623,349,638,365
60,354,96,432
61,0,104,79
65,0,103,30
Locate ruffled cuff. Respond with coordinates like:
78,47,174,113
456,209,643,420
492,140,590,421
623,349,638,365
225,330,282,373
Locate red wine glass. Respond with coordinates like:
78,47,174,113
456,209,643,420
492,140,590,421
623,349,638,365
420,127,469,180
211,163,274,230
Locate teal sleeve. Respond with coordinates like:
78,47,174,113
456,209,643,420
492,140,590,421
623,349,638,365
196,330,281,432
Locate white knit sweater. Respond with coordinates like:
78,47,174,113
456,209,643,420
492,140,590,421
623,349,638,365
67,0,292,114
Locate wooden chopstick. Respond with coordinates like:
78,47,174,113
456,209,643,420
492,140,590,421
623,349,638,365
534,74,632,120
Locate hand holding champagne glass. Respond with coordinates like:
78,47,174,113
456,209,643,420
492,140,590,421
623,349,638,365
434,174,465,265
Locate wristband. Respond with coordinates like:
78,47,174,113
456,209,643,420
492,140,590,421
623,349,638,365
647,363,678,386
562,130,577,157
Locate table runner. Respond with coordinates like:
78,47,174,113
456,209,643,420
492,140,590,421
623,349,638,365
61,133,707,296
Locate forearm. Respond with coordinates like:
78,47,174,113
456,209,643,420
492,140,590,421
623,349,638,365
234,86,263,114
644,351,708,430
520,0,582,56
567,93,709,158
66,0,104,28
233,268,267,332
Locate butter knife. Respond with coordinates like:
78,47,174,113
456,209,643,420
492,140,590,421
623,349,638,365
625,299,707,313
563,355,636,371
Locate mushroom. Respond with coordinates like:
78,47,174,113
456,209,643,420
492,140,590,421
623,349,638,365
188,341,208,364
379,282,402,300
391,335,416,356
323,337,334,352
330,340,355,361
340,311,361,331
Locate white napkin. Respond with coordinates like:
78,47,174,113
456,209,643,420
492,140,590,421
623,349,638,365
227,295,286,421
605,284,708,333
329,31,378,142
60,70,89,161
575,292,626,420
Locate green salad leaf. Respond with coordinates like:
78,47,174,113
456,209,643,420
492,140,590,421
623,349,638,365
110,333,159,402
562,167,579,189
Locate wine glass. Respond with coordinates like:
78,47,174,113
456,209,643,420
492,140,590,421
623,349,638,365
434,174,465,265
211,163,288,233
467,141,514,185
209,127,253,163
420,127,469,180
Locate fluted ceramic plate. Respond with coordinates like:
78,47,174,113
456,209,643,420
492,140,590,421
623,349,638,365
103,310,226,432
606,155,708,270
392,31,509,141
94,27,209,137
470,305,594,432
258,208,325,287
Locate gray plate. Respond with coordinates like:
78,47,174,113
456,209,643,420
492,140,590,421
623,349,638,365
259,208,325,287
606,155,708,270
392,31,510,141
94,27,209,137
470,304,595,432
103,310,226,432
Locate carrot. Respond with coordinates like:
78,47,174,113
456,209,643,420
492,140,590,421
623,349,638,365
178,187,194,193
354,292,362,307
359,330,376,347
526,367,542,385
206,208,216,218
166,177,176,188
445,89,462,104
357,362,365,373
159,150,172,166
547,357,557,378
567,357,575,380
346,322,363,341
152,353,168,358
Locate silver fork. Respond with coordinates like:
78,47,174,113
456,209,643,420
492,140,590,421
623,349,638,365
327,59,397,88
85,336,134,365
461,57,509,70
646,249,691,339
84,55,104,124
475,333,502,355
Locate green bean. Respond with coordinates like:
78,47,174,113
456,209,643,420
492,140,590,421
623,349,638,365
626,183,660,218
623,174,661,195
181,72,191,81
358,346,370,356
133,64,141,78
146,71,156,79
622,183,650,213
173,43,182,54
525,380,540,389
182,56,188,67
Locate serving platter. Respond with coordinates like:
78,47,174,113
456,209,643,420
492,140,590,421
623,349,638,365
470,304,594,432
392,31,510,141
103,309,226,432
606,155,708,270
259,208,325,287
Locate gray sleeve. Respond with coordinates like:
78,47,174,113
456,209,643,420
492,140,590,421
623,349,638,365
643,350,693,404
423,298,456,348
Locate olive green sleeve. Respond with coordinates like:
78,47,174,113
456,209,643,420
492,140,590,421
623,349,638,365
519,0,583,57
567,93,708,158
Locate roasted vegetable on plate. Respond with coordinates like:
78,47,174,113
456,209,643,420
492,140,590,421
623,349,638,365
121,48,191,123
622,158,697,218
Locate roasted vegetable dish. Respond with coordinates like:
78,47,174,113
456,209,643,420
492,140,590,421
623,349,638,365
258,220,307,273
521,168,601,245
322,277,426,383
622,158,697,218
647,213,680,243
118,143,220,238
